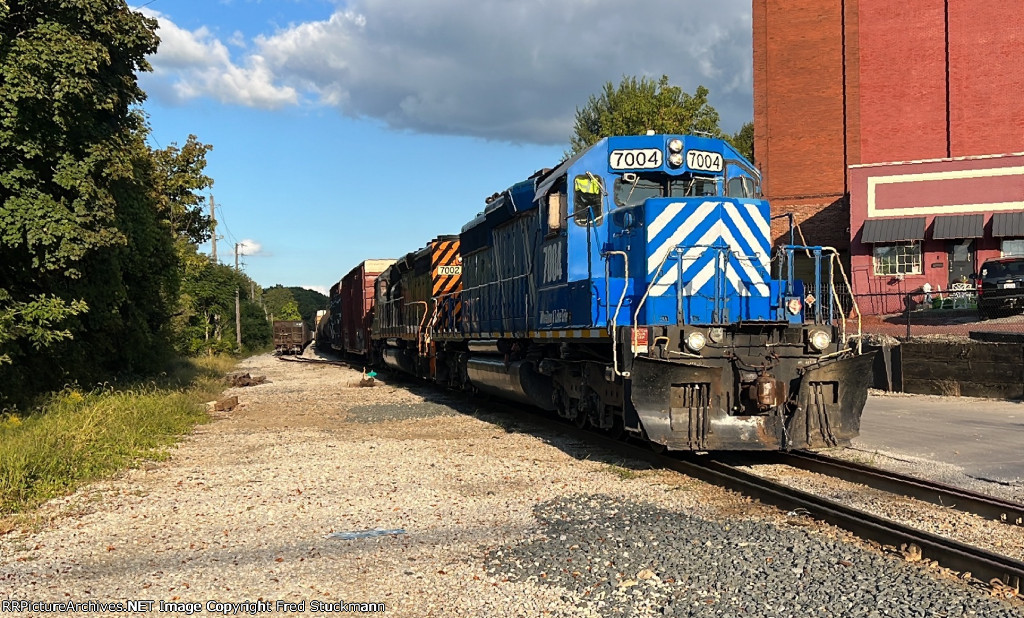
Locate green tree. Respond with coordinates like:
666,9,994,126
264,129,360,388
570,75,723,155
151,135,214,244
240,300,271,351
265,285,327,325
263,286,296,321
275,300,301,322
0,0,168,401
171,243,267,355
728,121,755,164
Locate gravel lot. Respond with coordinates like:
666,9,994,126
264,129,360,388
1,350,1022,617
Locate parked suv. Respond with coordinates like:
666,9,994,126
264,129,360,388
975,257,1024,319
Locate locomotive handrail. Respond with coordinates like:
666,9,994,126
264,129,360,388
404,300,430,356
632,244,676,368
438,275,531,337
602,250,628,377
776,244,863,354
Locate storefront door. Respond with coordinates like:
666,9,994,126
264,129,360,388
948,239,975,284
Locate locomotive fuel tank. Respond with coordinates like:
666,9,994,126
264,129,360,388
465,357,556,411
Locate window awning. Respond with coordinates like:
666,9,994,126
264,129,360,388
861,217,926,243
932,214,984,239
992,212,1024,238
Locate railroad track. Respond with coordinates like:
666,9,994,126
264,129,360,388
581,433,1024,597
774,450,1024,527
293,357,1024,596
277,354,351,367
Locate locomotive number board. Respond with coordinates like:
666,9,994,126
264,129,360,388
686,149,724,173
608,148,663,170
437,265,462,276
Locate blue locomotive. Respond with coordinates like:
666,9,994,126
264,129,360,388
361,133,873,450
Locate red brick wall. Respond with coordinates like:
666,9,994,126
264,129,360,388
858,0,948,164
948,4,1024,157
753,0,848,248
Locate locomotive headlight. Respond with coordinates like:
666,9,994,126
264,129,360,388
685,331,706,352
668,152,684,168
708,327,724,343
808,329,831,352
667,138,683,153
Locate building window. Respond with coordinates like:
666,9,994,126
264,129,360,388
872,243,922,276
1001,239,1024,257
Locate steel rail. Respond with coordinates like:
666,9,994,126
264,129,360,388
577,432,1024,595
289,361,1024,593
778,450,1024,526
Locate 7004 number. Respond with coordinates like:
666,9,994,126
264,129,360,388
609,148,663,170
686,149,723,172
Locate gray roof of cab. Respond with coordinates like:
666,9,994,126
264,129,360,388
534,150,586,201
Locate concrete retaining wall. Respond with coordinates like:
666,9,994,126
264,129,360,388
870,341,1024,399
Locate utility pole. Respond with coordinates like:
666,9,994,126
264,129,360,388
235,287,242,348
234,242,242,348
210,195,217,263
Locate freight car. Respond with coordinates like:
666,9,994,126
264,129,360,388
339,259,395,357
344,133,873,451
273,320,311,355
314,307,333,352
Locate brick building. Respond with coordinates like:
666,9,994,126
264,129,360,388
753,0,1024,314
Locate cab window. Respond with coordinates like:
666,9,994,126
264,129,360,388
573,174,604,225
727,176,756,198
668,175,718,197
614,176,661,208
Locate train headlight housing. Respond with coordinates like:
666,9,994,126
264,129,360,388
667,138,683,153
685,331,706,352
808,329,831,352
668,152,684,168
708,327,724,343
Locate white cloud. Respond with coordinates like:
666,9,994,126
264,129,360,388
302,285,330,296
140,0,754,142
141,9,297,109
237,239,263,255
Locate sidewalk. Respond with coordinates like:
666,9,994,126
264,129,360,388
854,392,1024,487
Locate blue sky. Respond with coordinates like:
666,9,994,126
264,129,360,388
137,0,754,294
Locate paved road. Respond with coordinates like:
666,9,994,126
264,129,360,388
855,393,1024,484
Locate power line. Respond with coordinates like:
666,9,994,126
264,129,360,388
217,203,240,248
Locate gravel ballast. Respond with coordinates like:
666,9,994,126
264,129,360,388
1,351,1021,617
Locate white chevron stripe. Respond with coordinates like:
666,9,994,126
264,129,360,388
724,202,770,270
649,221,768,297
685,220,761,285
744,202,770,241
647,201,719,273
680,250,753,297
648,201,685,239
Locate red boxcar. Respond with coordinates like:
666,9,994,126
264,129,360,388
338,259,394,356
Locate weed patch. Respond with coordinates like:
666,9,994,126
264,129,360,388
0,356,234,515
